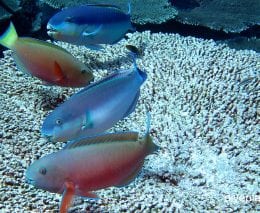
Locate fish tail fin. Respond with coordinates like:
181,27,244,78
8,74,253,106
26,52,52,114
129,50,147,82
144,110,159,155
133,60,147,83
0,22,18,49
145,134,159,155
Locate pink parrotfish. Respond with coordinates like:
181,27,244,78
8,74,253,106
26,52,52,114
0,22,93,87
47,3,135,49
41,60,147,142
26,113,159,213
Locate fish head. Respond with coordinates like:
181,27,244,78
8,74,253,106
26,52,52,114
41,108,84,142
26,155,65,193
47,9,82,42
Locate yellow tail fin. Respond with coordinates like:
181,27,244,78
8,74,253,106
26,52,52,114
0,22,18,49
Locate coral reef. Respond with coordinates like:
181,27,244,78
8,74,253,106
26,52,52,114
0,0,21,21
42,0,178,24
224,37,260,52
0,31,259,212
43,0,260,32
174,0,260,33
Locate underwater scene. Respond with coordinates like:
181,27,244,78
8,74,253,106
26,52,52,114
0,0,259,212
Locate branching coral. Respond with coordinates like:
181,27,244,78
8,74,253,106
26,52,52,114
0,0,21,21
41,0,178,24
174,0,260,32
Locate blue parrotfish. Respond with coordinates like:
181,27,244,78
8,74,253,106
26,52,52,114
0,22,93,87
41,60,147,142
26,113,159,213
47,4,135,48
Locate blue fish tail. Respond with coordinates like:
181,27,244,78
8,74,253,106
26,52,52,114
138,68,147,82
131,53,147,82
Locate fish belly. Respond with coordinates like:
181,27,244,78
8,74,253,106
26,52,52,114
59,142,144,192
14,38,84,86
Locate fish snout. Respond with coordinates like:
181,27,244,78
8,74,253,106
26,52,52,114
47,24,58,36
26,177,35,185
42,134,54,142
41,125,55,141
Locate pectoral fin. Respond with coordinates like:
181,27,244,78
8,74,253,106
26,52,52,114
81,111,93,130
60,181,75,213
54,61,66,82
82,25,102,37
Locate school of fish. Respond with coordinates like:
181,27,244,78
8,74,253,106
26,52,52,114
0,3,159,213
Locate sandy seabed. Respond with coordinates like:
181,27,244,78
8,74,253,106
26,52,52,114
0,31,259,212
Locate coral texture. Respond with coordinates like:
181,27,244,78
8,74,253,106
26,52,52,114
0,0,21,21
43,0,260,32
42,0,178,24
0,31,259,212
175,0,260,32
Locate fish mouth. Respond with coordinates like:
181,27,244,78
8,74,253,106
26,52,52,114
26,177,35,185
42,134,54,142
41,126,54,141
47,24,58,36
41,129,54,141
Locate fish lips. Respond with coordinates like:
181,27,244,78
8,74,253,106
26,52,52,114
26,176,36,185
42,133,54,142
47,24,58,36
41,128,55,142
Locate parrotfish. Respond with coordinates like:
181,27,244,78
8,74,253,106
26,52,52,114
47,4,135,48
41,60,147,142
26,113,159,213
0,22,93,87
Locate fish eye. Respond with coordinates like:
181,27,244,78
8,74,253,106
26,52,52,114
39,168,47,175
56,119,62,125
81,69,86,74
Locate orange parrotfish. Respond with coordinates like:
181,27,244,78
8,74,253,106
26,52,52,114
26,113,159,213
0,22,93,87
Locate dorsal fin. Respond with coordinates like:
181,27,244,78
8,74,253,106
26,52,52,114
64,131,139,149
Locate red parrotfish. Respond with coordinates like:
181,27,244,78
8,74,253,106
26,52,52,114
26,113,159,213
0,22,93,87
